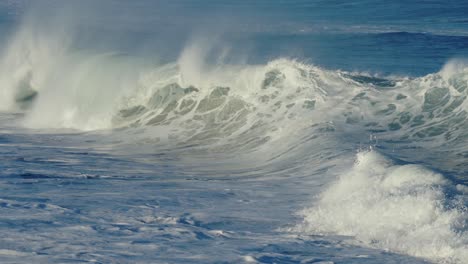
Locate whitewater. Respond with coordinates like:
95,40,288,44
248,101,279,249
0,1,467,263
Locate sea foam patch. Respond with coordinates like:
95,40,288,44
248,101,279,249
293,151,467,264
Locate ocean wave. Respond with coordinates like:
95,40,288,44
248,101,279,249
0,3,467,263
0,25,466,151
0,8,466,173
289,150,468,264
0,10,466,148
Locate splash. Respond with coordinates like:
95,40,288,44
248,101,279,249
291,150,467,263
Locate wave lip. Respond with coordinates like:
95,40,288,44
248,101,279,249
292,151,467,264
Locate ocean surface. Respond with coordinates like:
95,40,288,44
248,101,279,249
0,1,467,263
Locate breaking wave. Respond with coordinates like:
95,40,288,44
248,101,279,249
291,150,468,264
0,16,466,170
1,37,466,154
0,11,467,263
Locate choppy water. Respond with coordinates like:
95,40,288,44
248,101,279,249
0,1,467,263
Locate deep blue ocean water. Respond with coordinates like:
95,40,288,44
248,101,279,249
0,1,467,263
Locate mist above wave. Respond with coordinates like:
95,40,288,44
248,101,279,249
0,0,466,174
0,16,466,147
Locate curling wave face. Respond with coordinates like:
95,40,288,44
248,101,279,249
0,24,467,172
1,33,466,164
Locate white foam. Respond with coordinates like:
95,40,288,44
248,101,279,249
242,255,258,263
0,249,31,257
293,151,467,264
440,59,468,83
